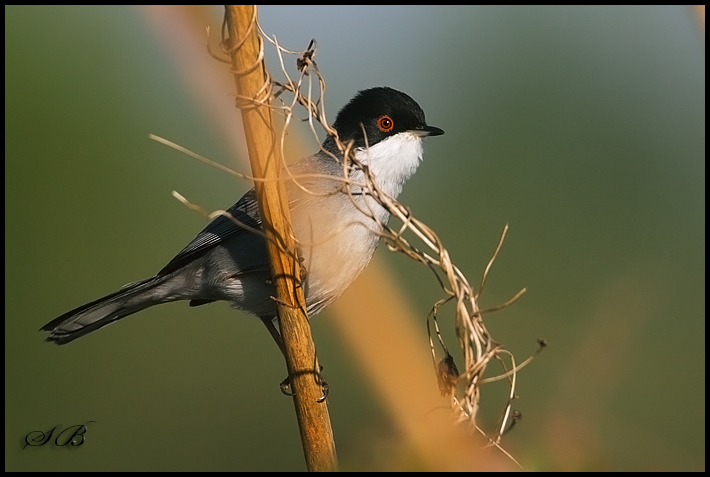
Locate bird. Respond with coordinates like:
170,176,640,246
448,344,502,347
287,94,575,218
41,86,444,348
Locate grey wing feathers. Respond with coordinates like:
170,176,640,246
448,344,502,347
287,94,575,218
158,189,263,276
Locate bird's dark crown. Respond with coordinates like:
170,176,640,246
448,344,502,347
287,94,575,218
324,87,429,151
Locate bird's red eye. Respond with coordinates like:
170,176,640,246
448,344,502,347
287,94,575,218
377,115,394,132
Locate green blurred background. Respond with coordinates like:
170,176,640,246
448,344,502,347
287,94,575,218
6,5,704,471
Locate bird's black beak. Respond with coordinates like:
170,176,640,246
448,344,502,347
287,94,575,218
411,125,445,137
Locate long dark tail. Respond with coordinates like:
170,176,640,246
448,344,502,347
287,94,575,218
41,275,171,345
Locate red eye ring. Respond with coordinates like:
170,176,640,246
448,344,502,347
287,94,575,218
377,115,394,132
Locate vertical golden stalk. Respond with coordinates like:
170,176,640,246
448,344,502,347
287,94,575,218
223,5,337,471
